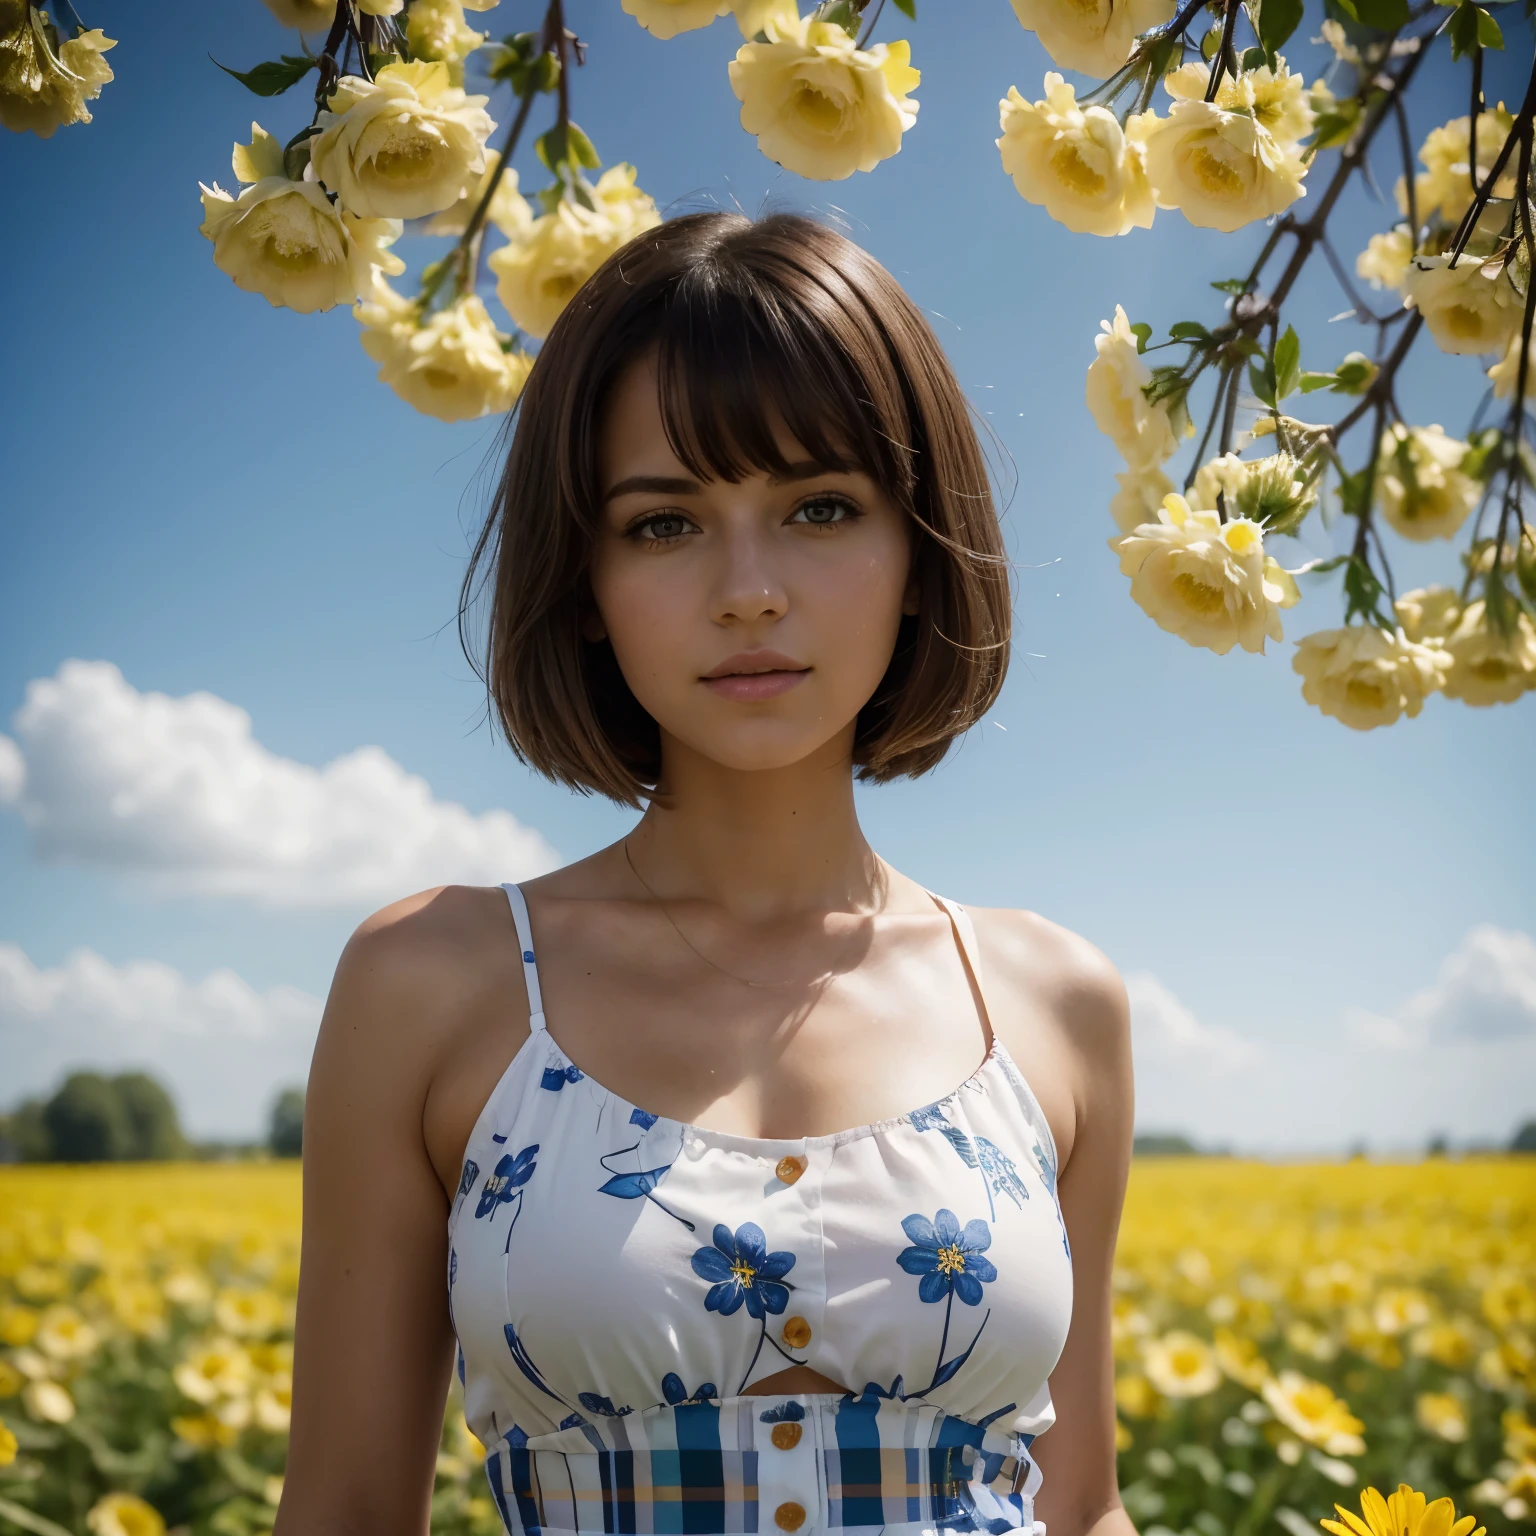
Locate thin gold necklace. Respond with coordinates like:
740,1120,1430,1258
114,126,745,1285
621,837,881,991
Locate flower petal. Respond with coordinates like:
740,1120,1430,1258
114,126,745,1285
917,1269,952,1304
901,1213,938,1248
897,1245,938,1275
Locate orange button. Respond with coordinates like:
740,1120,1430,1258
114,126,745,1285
774,1502,806,1531
781,1316,812,1349
775,1155,806,1185
770,1421,803,1450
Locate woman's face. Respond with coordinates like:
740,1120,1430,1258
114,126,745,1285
589,354,917,778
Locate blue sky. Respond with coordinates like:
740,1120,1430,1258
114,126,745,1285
1,0,1532,1149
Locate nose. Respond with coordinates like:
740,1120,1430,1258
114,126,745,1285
709,523,788,627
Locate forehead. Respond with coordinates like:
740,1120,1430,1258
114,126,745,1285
597,351,829,489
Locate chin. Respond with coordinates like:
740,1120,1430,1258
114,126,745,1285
664,719,852,776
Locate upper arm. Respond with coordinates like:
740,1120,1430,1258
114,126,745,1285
975,912,1135,1536
276,891,506,1536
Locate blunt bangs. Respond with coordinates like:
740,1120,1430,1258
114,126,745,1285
463,211,1011,807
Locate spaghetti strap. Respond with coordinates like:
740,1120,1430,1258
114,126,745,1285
930,893,997,1046
500,882,546,1032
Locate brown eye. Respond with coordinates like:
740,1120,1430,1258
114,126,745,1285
633,513,694,543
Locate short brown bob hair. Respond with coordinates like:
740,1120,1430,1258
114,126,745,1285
462,210,1011,807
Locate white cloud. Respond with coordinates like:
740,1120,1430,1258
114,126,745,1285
1125,970,1260,1071
0,944,322,1139
0,660,557,907
1403,926,1536,1042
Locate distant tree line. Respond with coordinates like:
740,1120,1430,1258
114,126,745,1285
0,1074,307,1162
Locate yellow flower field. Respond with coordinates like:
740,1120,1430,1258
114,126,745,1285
0,1158,1531,1536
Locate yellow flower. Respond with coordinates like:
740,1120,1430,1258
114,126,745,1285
86,1493,167,1536
22,1379,75,1424
489,164,661,339
1409,1318,1478,1368
1321,1484,1485,1536
106,1280,167,1338
1374,424,1479,543
1008,0,1176,78
0,7,115,139
355,282,534,423
1398,109,1516,226
1487,332,1534,401
254,1377,293,1432
1395,585,1463,645
173,1339,252,1404
997,75,1154,237
0,1423,15,1465
1263,1370,1365,1456
1110,465,1175,534
163,1269,212,1309
1214,1327,1271,1389
1133,64,1309,233
1114,1372,1162,1418
199,123,405,315
1482,1274,1536,1329
1190,451,1316,535
1441,601,1536,707
171,1411,242,1450
730,0,799,37
404,0,486,83
1292,625,1448,731
1086,305,1180,469
0,1304,38,1345
259,0,337,27
1110,493,1300,656
0,1359,23,1397
214,1287,286,1338
728,17,918,181
311,61,495,220
424,150,532,239
1416,1391,1469,1443
1142,1331,1221,1396
1373,1287,1431,1336
1357,228,1414,292
1404,255,1521,357
35,1304,97,1361
622,0,730,37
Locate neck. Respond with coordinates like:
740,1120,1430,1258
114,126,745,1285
627,731,883,922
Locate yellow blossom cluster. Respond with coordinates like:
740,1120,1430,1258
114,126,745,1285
0,0,114,138
1000,55,1317,237
621,0,919,183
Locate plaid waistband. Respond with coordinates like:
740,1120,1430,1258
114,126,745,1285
482,1394,1044,1536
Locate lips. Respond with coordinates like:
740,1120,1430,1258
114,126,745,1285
701,650,811,703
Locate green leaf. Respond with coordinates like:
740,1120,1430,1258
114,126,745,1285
1477,4,1505,43
1329,0,1360,21
1449,0,1504,54
1299,371,1339,393
1211,277,1248,294
211,53,317,97
1249,0,1305,56
1169,320,1212,342
1295,554,1351,575
1273,325,1302,400
535,120,601,173
1342,557,1388,624
1353,0,1409,24
1130,321,1153,353
891,0,917,15
1249,357,1277,407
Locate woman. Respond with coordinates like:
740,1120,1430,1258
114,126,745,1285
277,212,1134,1536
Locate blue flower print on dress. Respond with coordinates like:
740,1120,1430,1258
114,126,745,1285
662,1373,718,1406
457,1159,480,1201
909,1105,1025,1220
578,1392,633,1417
692,1223,796,1317
1033,1141,1071,1260
541,1063,585,1091
898,1210,998,1398
629,1107,659,1130
757,1400,807,1423
476,1144,538,1252
898,1210,997,1305
910,1102,977,1166
975,1138,1030,1211
692,1221,804,1393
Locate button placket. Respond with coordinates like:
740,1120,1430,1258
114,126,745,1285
758,1402,818,1536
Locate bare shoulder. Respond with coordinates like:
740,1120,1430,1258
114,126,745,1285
316,884,528,1109
961,905,1131,1172
966,905,1130,1051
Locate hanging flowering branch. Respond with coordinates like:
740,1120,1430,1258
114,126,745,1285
1004,0,1534,722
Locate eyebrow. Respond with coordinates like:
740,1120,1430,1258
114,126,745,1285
602,461,851,503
